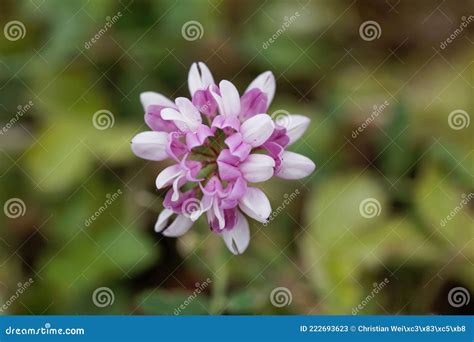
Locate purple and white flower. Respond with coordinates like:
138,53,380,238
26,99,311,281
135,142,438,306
131,62,315,254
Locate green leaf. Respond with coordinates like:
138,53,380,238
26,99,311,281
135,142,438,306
225,288,267,313
137,290,210,315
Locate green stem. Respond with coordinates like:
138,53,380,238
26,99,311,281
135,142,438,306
209,145,219,156
194,150,214,159
209,239,229,315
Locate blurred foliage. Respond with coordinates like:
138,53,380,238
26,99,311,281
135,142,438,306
0,0,473,315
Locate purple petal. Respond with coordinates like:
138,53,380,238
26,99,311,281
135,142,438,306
182,159,203,182
163,188,196,213
145,105,178,132
217,149,240,166
221,177,247,209
262,141,284,174
223,208,238,229
225,133,251,161
217,149,242,181
218,161,242,181
231,143,252,161
240,88,268,120
225,133,242,151
167,132,187,161
192,89,218,117
267,126,290,148
211,115,241,132
185,124,213,150
202,176,225,195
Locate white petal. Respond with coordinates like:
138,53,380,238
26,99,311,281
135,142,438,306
175,97,202,131
211,80,240,118
161,108,189,132
188,62,214,96
188,63,200,96
200,194,214,213
239,187,271,223
162,215,194,237
155,209,174,232
161,98,201,132
140,92,175,111
277,151,315,179
287,115,310,144
213,199,225,230
199,62,214,85
241,114,275,147
131,131,169,161
155,164,182,189
240,154,275,183
189,207,203,221
245,71,276,106
171,175,184,201
221,212,250,255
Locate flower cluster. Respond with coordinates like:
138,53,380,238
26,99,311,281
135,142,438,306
131,62,315,254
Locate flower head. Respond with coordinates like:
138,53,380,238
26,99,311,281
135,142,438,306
132,62,315,254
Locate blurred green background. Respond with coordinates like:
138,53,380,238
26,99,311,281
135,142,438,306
0,0,473,315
